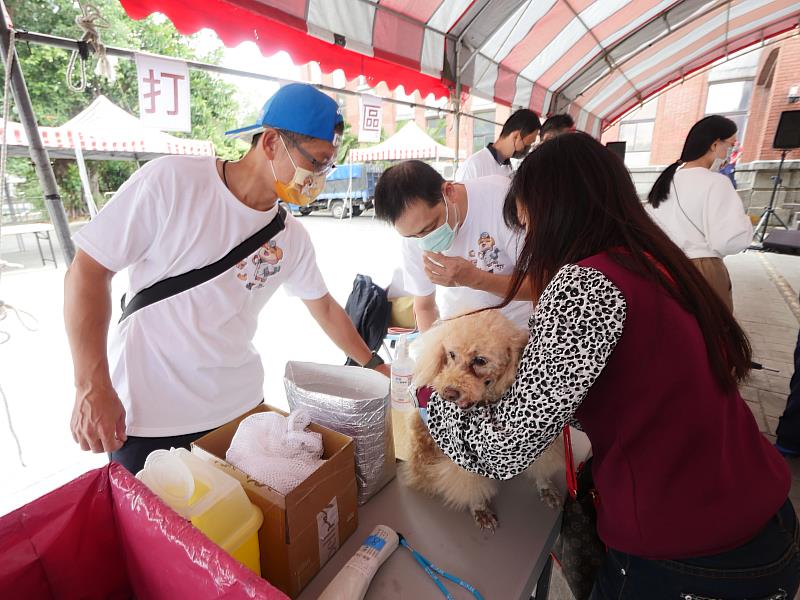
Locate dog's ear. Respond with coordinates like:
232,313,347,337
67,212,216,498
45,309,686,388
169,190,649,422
412,324,448,387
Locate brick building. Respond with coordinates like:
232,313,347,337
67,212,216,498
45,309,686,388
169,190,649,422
601,36,800,168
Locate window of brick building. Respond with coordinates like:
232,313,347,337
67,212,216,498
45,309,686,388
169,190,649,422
618,99,657,167
704,49,760,144
472,110,496,152
705,80,754,143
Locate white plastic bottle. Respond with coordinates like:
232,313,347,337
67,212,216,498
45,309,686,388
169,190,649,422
390,334,414,412
390,334,415,460
317,525,399,600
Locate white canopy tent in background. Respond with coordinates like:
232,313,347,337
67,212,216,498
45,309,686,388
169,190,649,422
1,95,213,160
349,121,466,162
0,95,213,216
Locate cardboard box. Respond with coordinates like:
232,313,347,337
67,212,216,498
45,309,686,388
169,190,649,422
192,405,358,598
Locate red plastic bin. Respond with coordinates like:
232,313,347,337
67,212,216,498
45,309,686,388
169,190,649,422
0,463,288,599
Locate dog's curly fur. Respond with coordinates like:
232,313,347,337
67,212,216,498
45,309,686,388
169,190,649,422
399,310,565,530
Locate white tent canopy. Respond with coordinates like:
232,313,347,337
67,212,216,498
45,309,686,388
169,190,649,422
1,95,214,160
349,121,465,162
1,95,213,218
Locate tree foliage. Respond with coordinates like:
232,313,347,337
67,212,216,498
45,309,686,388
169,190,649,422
3,0,242,217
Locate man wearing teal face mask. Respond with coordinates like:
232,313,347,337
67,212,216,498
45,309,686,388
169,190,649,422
374,160,533,331
65,84,389,474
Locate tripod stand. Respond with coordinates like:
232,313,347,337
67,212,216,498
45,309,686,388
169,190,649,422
753,149,789,243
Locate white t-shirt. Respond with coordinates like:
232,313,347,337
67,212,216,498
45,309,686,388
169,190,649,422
646,167,752,259
455,146,512,182
400,175,531,328
73,155,328,436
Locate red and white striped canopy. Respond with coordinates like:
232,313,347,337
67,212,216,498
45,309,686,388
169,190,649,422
119,0,800,133
2,95,214,160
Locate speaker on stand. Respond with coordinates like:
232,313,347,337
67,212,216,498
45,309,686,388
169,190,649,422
606,141,626,162
753,110,800,248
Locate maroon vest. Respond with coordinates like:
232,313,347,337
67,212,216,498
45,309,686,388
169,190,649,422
575,252,789,559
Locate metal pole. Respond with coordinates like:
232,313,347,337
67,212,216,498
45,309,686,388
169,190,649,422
74,142,98,218
0,6,75,264
4,177,16,221
454,43,461,170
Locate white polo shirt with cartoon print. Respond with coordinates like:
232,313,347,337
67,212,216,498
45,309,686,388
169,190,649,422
400,175,531,329
74,155,328,437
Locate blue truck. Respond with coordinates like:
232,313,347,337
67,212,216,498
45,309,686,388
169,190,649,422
288,163,381,219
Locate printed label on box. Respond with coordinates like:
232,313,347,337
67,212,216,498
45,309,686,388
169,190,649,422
317,497,340,566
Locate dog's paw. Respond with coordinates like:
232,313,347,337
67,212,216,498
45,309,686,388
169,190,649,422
472,507,498,531
538,485,562,510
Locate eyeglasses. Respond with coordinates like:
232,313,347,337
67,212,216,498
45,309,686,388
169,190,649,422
280,133,336,175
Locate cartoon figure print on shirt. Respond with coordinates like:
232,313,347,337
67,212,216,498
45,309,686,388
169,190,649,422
236,240,284,290
475,232,503,273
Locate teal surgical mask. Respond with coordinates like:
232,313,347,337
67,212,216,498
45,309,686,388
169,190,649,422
417,198,458,253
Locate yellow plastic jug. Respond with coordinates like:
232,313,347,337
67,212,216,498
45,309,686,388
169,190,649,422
136,447,263,574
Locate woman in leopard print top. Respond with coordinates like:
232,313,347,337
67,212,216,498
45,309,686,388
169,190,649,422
426,133,798,599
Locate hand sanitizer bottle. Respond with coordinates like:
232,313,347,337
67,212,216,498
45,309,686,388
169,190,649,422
390,334,414,411
390,334,415,461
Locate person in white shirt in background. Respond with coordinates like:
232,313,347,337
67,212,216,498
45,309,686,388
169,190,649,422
373,160,533,332
646,115,753,312
454,109,541,182
64,84,389,474
538,113,575,142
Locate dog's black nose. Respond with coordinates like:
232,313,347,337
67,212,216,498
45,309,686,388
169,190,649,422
442,387,461,402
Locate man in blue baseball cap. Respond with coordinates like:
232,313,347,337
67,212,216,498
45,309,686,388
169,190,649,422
65,83,389,473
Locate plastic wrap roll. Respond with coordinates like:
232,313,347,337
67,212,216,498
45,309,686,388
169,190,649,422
284,361,395,504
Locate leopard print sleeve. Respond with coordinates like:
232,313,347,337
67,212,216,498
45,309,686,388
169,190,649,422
426,264,627,480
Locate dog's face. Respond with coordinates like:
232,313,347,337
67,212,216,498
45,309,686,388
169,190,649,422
414,310,529,410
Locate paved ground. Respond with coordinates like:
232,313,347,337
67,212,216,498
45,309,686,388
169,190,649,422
0,212,406,514
3,216,800,598
732,251,800,513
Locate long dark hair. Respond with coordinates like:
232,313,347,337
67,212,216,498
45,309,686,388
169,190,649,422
647,115,737,207
502,132,751,391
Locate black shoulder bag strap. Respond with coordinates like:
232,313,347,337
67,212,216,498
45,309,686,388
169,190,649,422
120,206,287,322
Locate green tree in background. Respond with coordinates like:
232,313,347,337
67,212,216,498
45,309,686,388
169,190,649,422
4,0,243,218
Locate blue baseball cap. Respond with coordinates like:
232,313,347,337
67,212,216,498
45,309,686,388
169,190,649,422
225,83,344,144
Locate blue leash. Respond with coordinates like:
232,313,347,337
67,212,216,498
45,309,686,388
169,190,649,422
398,534,484,600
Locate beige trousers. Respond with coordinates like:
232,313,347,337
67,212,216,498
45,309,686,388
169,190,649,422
691,257,733,313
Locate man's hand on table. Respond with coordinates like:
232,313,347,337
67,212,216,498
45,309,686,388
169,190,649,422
71,383,127,453
375,363,391,378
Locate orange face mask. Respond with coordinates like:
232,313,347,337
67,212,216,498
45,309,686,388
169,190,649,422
270,137,328,206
